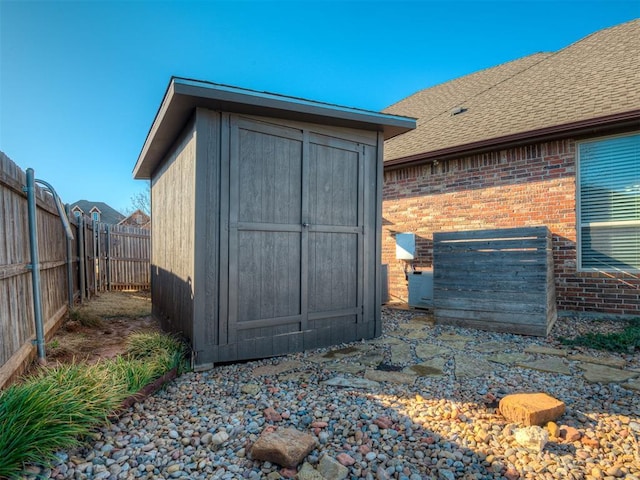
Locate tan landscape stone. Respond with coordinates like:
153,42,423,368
499,392,566,426
250,428,316,468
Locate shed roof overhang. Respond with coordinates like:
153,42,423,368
133,77,416,179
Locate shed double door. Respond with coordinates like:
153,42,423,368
226,116,365,358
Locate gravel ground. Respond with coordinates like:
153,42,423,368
31,308,640,480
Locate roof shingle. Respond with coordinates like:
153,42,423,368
384,19,640,162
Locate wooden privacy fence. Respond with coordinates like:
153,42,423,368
0,153,150,388
433,226,556,336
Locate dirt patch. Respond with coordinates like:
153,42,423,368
46,291,159,365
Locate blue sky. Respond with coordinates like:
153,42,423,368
1,1,638,214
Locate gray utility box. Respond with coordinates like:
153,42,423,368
408,270,433,308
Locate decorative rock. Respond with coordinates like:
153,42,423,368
336,453,356,466
499,393,565,426
546,421,559,438
514,426,549,452
559,426,581,442
241,383,261,395
250,428,316,468
318,454,348,480
297,462,324,480
263,407,282,422
210,431,229,445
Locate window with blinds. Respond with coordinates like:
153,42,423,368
577,133,640,271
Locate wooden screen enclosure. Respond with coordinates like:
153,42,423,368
433,226,556,336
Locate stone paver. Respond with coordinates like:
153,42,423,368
623,379,640,391
404,329,433,340
327,362,366,375
357,349,385,366
518,358,571,375
579,363,640,384
487,353,533,365
415,344,450,360
364,369,416,385
454,354,495,379
470,341,507,353
321,376,380,389
403,357,446,377
390,342,413,364
567,353,626,368
252,360,304,376
524,345,569,357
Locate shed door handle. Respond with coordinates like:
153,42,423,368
302,222,310,228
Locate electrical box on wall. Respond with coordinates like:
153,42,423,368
395,233,415,260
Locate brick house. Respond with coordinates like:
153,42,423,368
382,20,639,317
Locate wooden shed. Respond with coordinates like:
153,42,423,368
133,77,415,369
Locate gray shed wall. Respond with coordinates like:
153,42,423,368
151,118,197,341
152,109,384,367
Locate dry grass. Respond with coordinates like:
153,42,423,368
75,291,151,319
46,291,157,365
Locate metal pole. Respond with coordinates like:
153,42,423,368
65,204,74,307
78,215,86,303
24,168,46,363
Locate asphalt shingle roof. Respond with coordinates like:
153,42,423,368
384,19,640,162
70,200,125,225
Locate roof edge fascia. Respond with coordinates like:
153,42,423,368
384,109,640,170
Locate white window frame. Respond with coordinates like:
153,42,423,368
91,211,100,222
576,131,640,272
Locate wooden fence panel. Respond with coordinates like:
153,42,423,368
0,153,77,388
107,224,151,290
0,152,151,388
433,226,556,336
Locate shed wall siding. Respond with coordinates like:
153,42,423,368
151,120,197,339
383,138,640,316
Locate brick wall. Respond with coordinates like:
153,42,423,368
382,138,640,316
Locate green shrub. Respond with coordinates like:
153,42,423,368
560,317,640,353
0,333,186,479
0,364,127,479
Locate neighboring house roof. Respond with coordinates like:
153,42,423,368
119,209,151,229
70,200,125,225
384,19,640,166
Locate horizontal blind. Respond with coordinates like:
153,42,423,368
579,133,639,270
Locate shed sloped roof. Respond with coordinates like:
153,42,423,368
384,19,640,164
134,78,416,179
